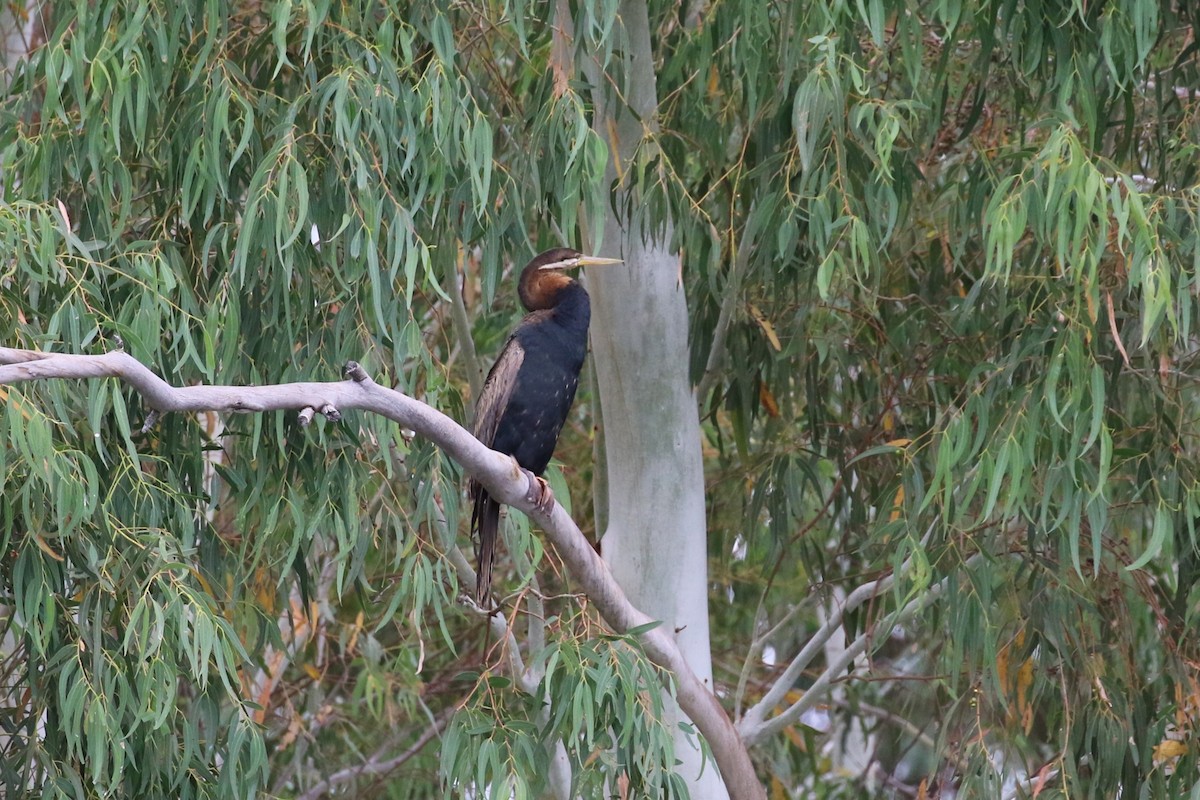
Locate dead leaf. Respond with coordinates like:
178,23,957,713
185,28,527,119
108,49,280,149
1153,738,1188,762
34,534,64,562
549,3,573,100
1106,292,1130,368
889,485,904,522
759,381,779,418
749,304,782,351
56,198,71,231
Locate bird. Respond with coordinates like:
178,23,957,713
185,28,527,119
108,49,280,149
469,247,622,604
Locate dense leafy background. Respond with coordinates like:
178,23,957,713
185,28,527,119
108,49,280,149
2,0,1200,797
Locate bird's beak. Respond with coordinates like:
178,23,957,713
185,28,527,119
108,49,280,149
574,255,623,268
537,254,624,271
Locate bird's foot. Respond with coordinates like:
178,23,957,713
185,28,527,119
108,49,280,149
523,470,556,514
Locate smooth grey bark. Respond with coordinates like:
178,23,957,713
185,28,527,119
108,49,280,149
583,2,734,797
1,1,42,80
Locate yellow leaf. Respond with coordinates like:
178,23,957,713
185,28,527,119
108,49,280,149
749,304,782,351
885,438,912,448
889,486,905,522
254,567,276,615
1153,739,1188,761
1017,657,1034,733
707,65,721,100
302,662,321,680
607,117,624,186
347,609,364,654
190,568,217,601
759,381,780,418
34,535,64,562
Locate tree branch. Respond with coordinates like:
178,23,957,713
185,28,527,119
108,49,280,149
737,569,897,744
740,571,952,746
739,540,984,748
0,345,764,800
737,520,941,744
293,707,454,800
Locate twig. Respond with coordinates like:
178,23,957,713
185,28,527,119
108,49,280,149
293,707,453,800
696,212,754,402
448,253,484,402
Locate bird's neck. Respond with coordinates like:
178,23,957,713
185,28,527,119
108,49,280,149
545,282,591,333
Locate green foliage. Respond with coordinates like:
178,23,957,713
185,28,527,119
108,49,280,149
4,0,1200,797
667,0,1200,795
442,634,687,798
0,0,620,796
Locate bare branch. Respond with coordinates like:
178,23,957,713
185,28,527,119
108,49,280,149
737,569,897,744
0,345,763,800
740,571,951,746
293,707,453,800
741,543,986,748
738,520,943,745
732,598,807,719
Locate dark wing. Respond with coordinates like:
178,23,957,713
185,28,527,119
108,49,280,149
471,335,525,463
469,335,525,604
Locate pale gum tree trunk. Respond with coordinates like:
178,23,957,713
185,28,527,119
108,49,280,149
1,1,43,82
584,2,727,796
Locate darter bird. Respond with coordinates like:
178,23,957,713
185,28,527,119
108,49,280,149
469,248,622,604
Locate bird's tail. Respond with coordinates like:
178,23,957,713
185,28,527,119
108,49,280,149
472,489,501,604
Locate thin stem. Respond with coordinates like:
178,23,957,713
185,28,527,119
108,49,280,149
448,251,483,402
293,707,454,800
697,210,754,402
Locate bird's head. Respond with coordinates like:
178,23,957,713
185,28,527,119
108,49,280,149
518,248,623,311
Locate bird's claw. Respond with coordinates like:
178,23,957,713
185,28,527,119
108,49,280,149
524,470,556,514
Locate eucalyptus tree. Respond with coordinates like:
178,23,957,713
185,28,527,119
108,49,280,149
3,0,1200,799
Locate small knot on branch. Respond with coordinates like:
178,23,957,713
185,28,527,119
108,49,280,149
343,361,369,382
298,404,341,427
139,410,160,434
